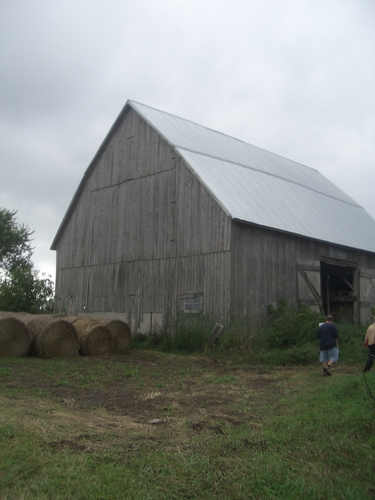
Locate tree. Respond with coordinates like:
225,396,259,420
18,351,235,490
0,208,54,313
0,208,33,271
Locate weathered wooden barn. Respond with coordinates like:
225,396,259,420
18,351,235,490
51,101,375,332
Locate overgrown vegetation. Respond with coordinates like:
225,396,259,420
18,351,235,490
136,311,216,353
134,300,369,367
0,208,54,312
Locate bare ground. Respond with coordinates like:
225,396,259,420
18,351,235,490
0,350,356,450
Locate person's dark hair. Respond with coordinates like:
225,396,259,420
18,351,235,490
326,315,334,322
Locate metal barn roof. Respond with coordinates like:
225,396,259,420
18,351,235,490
130,100,375,253
52,100,375,253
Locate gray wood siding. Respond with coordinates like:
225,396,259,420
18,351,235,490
230,223,298,322
54,109,231,328
230,221,375,324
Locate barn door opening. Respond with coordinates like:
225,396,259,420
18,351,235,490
320,259,357,322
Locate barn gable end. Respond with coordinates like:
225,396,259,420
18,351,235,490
53,106,231,330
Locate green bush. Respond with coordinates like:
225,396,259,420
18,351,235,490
259,300,370,366
133,299,371,366
334,322,367,363
263,299,324,350
261,343,317,366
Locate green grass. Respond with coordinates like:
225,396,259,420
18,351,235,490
135,305,369,370
0,351,374,499
0,356,141,393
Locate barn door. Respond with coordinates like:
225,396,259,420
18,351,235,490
297,260,324,314
359,268,375,324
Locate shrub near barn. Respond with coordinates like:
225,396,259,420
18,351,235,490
135,300,369,368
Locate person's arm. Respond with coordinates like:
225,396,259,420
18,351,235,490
364,330,369,347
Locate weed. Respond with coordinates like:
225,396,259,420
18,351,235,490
56,379,69,387
0,367,11,377
133,302,371,369
123,368,140,378
134,311,216,353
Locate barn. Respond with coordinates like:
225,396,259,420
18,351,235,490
51,100,375,332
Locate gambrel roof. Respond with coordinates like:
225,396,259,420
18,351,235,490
52,100,375,253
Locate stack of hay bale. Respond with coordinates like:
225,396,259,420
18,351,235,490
0,312,131,358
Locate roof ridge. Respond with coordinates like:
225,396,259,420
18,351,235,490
129,100,319,176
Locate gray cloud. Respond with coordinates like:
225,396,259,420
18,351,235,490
1,0,374,281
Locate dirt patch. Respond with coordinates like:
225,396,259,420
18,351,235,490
0,350,307,432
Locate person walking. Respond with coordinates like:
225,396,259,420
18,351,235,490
363,320,375,373
318,315,339,376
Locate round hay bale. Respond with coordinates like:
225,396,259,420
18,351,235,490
96,318,131,352
68,317,113,356
23,316,80,358
0,315,31,357
0,311,32,321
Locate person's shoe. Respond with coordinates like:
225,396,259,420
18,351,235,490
363,359,374,372
323,366,332,376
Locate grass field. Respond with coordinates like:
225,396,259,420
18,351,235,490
1,350,374,499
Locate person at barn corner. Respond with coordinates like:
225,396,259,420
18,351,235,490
317,315,339,376
363,320,375,373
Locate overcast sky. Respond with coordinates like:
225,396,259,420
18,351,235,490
1,0,374,283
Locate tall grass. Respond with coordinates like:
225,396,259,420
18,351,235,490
134,311,215,353
259,300,368,366
134,300,370,367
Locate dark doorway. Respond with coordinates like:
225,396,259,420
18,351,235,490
320,260,357,322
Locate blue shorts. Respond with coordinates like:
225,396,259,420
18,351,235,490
320,347,339,363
